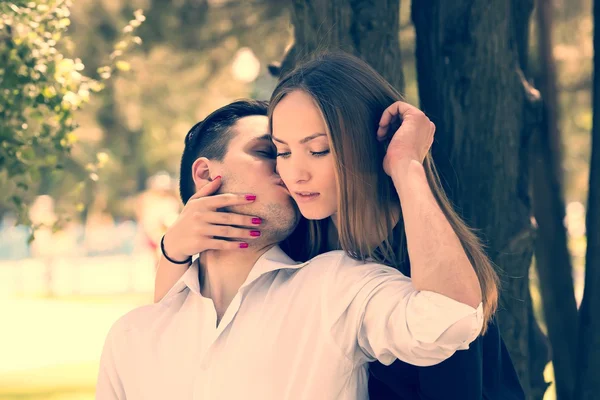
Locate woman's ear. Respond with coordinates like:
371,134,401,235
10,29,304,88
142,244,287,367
191,157,217,192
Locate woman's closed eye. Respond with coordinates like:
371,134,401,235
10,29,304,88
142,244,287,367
311,150,330,157
276,149,330,159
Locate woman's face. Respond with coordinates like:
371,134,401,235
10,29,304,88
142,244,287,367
271,90,338,220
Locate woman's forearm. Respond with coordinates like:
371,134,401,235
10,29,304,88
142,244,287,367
391,159,482,308
154,255,190,303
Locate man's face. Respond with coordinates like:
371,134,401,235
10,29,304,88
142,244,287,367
215,115,299,244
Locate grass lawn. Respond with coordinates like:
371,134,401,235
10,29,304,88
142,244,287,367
0,293,151,400
0,362,96,400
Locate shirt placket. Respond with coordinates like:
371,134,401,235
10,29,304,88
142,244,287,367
193,291,244,399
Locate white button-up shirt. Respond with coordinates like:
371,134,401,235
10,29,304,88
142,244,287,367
97,246,483,400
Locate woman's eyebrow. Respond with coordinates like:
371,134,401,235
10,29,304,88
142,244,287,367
271,133,326,145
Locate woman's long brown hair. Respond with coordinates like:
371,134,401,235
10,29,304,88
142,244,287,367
273,51,498,332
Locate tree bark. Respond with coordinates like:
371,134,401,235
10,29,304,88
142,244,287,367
412,1,540,397
530,2,579,399
285,0,404,91
575,0,600,397
512,2,553,397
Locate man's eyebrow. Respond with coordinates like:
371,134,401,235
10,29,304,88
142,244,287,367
271,133,326,145
251,133,274,143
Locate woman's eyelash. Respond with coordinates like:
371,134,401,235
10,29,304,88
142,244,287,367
276,150,330,158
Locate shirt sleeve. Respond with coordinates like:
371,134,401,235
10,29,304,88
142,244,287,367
323,255,483,367
96,324,126,400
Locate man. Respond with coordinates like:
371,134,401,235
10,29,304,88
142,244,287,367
97,99,523,399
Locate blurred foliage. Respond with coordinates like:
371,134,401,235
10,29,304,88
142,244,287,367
0,0,143,233
43,0,290,220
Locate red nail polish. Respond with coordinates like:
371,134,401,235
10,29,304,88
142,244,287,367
251,218,262,225
214,175,221,180
239,242,249,248
245,195,256,201
250,230,261,237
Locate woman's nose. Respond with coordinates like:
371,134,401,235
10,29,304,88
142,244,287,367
276,159,310,184
289,159,310,183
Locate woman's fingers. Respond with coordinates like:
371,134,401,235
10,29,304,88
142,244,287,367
378,103,398,127
200,223,261,240
377,101,424,140
200,193,257,210
188,176,223,201
377,104,403,140
204,211,261,228
377,108,395,139
204,238,250,250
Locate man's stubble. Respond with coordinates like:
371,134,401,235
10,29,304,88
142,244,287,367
218,173,300,247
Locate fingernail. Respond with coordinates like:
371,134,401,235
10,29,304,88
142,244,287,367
250,230,261,237
239,242,249,248
214,175,221,180
251,218,262,225
245,194,256,201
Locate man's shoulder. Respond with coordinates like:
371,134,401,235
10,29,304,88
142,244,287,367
306,250,402,276
306,250,346,265
297,250,346,277
106,302,165,340
295,251,406,296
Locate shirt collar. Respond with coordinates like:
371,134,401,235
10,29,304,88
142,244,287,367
160,245,308,304
241,245,307,289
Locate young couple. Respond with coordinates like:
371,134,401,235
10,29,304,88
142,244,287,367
97,52,524,399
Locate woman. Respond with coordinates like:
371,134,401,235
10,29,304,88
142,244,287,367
269,52,519,399
154,52,518,399
268,52,497,327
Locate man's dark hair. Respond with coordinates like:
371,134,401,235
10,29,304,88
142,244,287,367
179,99,268,204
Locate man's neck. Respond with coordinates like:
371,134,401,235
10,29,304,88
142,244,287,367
198,244,276,323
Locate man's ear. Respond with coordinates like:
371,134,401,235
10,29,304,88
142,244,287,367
191,157,218,192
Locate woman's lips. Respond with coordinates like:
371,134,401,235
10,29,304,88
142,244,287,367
294,192,321,202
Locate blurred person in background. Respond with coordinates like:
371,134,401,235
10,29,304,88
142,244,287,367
135,171,181,264
28,195,58,258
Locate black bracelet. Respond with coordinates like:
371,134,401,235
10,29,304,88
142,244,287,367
160,235,192,265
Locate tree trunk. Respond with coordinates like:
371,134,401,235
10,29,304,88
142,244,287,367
531,2,579,399
528,301,551,399
575,0,600,397
97,80,149,195
556,0,586,21
512,2,553,397
412,1,540,397
534,0,564,183
286,0,404,91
